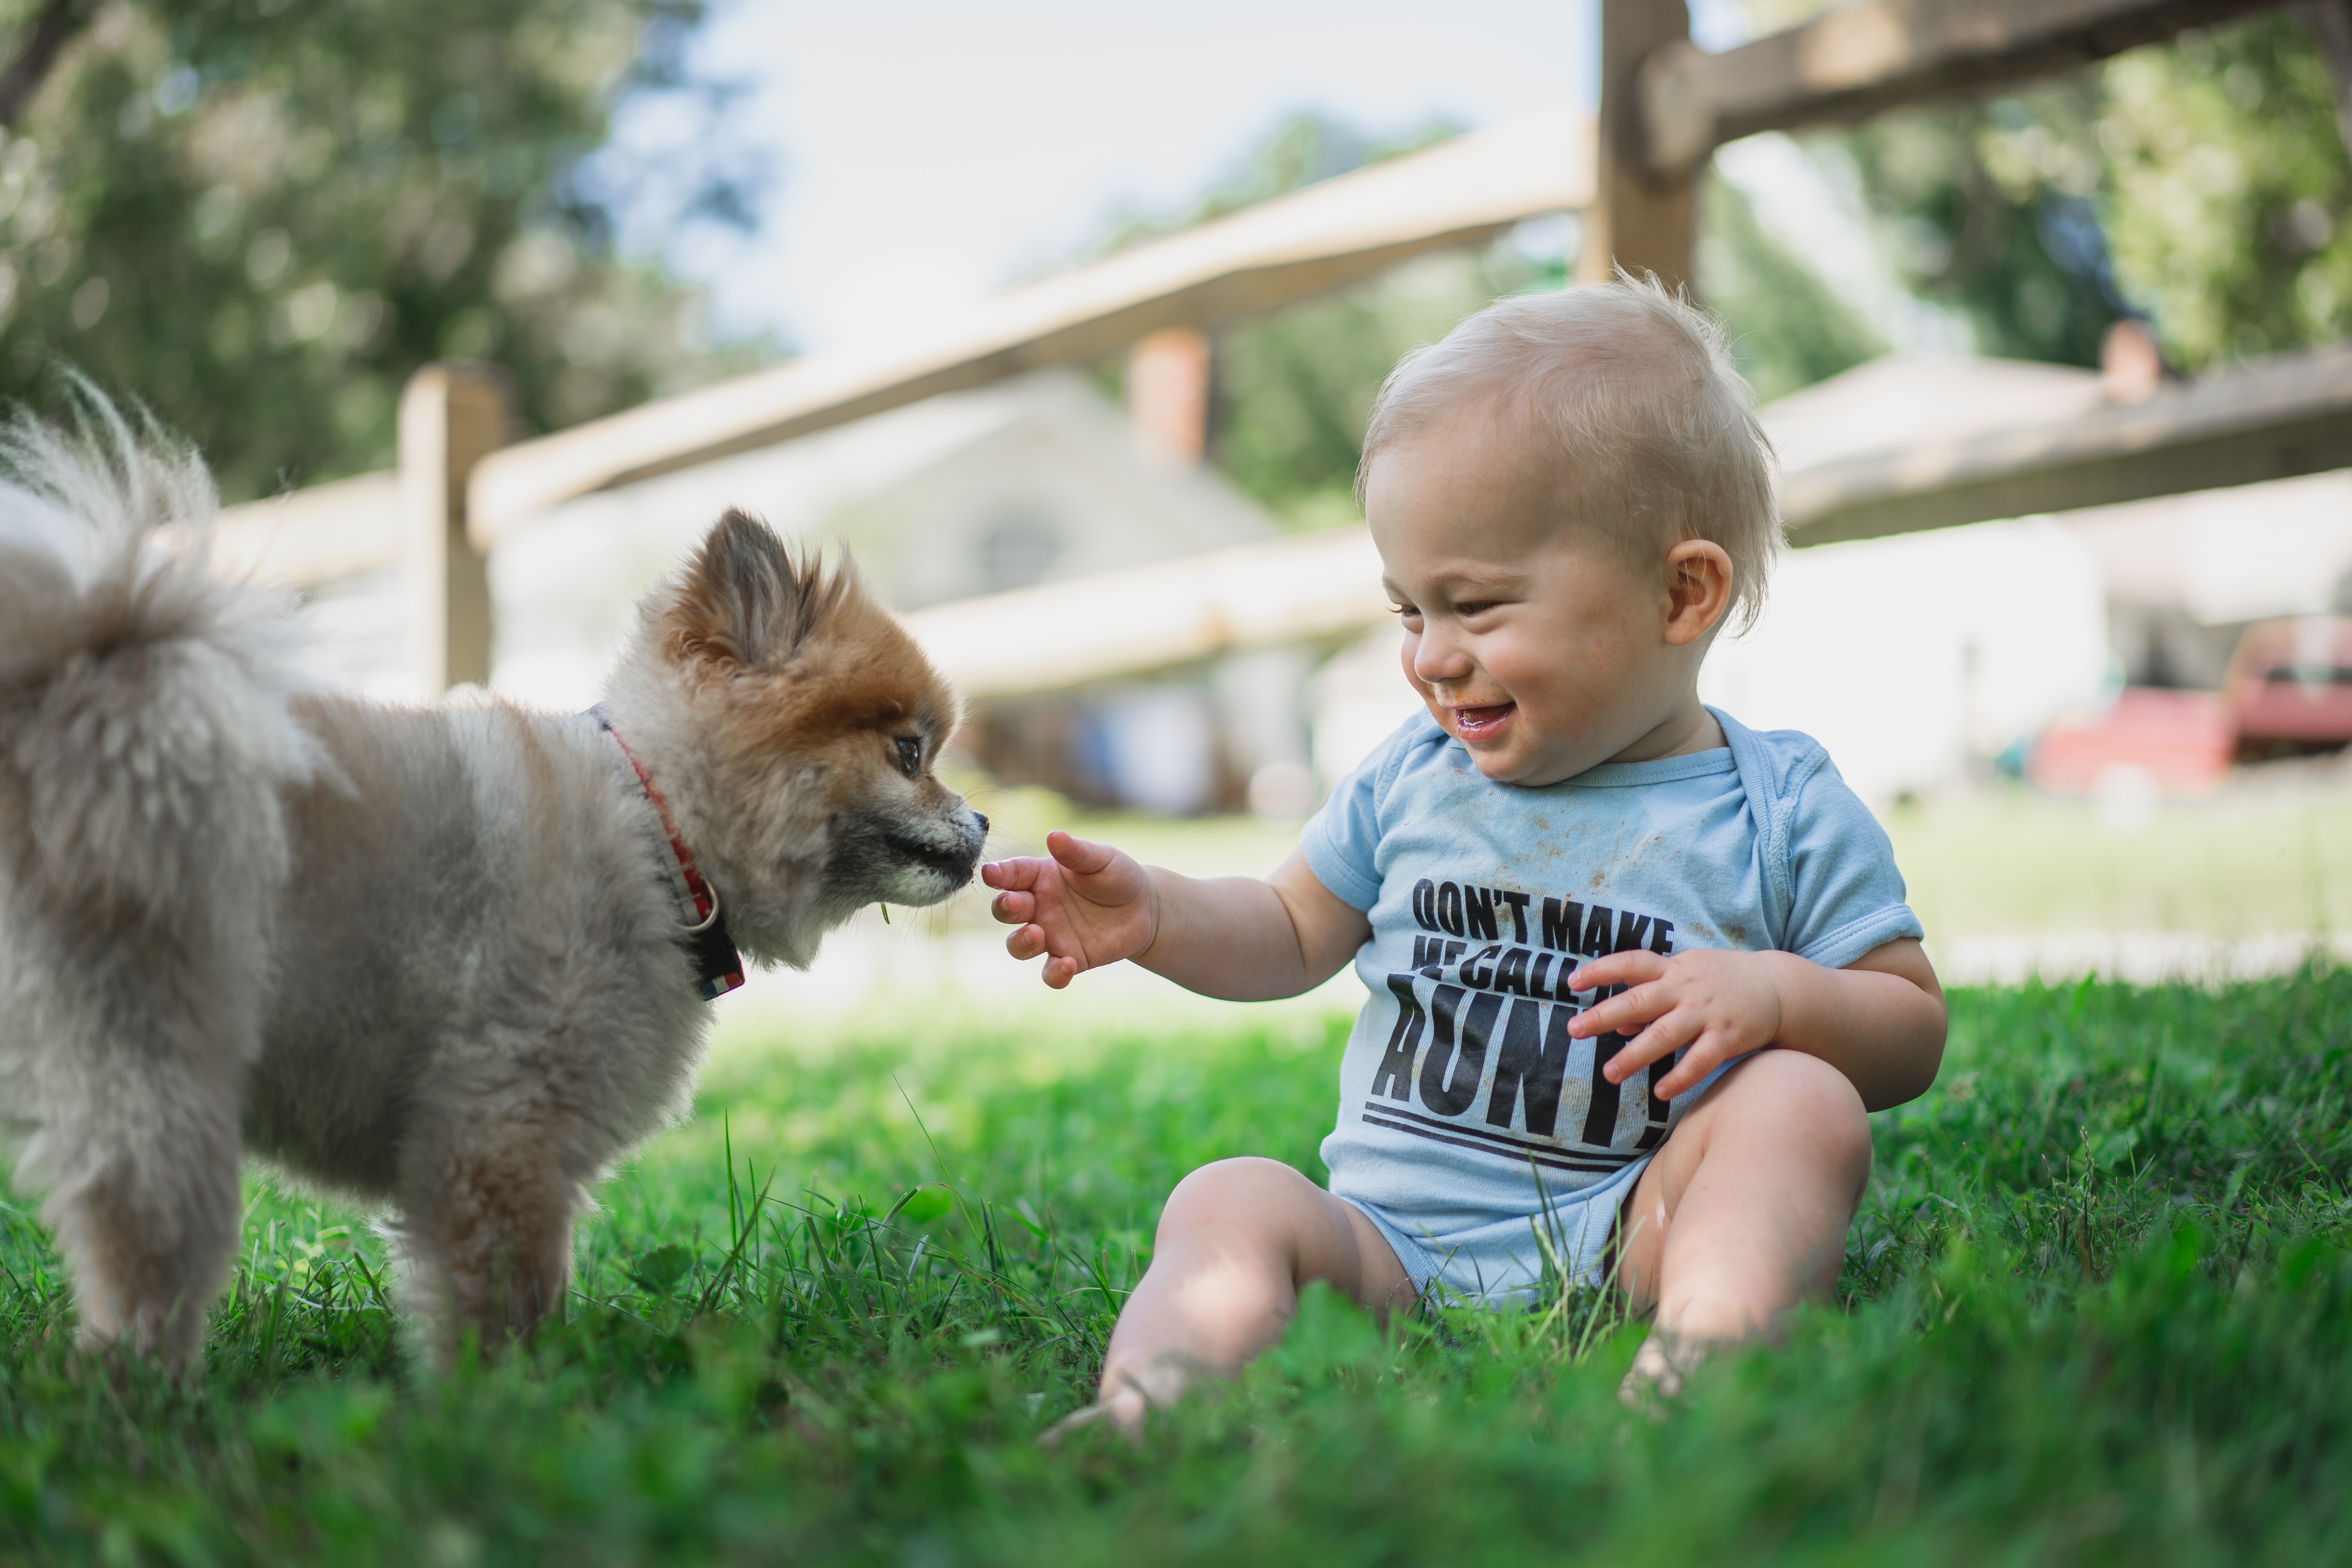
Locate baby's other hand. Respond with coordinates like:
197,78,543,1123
1564,948,1787,1100
982,831,1158,989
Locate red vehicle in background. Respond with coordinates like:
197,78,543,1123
2223,617,2352,758
2029,617,2352,795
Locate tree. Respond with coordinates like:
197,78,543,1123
2101,15,2351,366
1818,11,2350,370
1838,82,2125,366
0,0,769,502
1697,173,1883,403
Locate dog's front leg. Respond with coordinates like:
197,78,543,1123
392,1116,583,1366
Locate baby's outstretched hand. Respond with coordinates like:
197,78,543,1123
1564,948,1788,1100
982,831,1158,989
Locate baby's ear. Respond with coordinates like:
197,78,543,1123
662,509,830,672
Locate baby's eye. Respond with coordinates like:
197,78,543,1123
894,735,923,777
1456,601,1497,617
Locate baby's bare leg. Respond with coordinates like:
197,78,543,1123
1615,1050,1872,1390
1070,1157,1413,1435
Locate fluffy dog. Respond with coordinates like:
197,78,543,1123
0,404,987,1367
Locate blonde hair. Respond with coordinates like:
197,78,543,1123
1356,272,1781,633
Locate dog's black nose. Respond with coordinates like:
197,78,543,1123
973,812,990,836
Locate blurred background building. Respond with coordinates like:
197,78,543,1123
312,363,1303,814
296,334,2352,817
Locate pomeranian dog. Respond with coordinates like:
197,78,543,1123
0,401,988,1367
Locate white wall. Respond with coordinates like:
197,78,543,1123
1303,518,2111,808
1699,518,2111,804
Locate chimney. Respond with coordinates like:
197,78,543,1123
2100,318,2165,404
1127,326,1212,465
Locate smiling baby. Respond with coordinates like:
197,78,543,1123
983,274,1948,1432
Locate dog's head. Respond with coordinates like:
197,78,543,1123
604,510,987,967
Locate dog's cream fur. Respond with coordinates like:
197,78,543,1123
0,404,987,1366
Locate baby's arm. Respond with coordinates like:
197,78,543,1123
1568,938,1946,1112
982,830,1369,1000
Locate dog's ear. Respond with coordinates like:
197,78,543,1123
664,510,835,672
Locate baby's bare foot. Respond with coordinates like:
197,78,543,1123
1039,1386,1150,1447
1617,1328,1713,1414
1038,1353,1205,1447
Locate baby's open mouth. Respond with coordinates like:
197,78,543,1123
1448,702,1515,742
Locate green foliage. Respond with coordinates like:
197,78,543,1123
2101,18,2352,367
1699,173,1884,403
1840,80,2123,367
4,973,2352,1559
1833,13,2351,369
0,0,768,501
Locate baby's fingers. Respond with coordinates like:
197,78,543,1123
1648,1034,1734,1100
982,857,1046,892
1046,830,1120,876
989,888,1036,926
1602,1006,1701,1083
1005,923,1049,962
1569,950,1668,993
1570,978,1672,1040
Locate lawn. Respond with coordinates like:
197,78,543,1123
4,970,2352,1564
1879,778,2352,939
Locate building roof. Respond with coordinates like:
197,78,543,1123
1759,352,2352,627
479,369,1278,709
1758,352,2105,473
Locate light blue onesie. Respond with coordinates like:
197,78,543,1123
1298,705,1924,1305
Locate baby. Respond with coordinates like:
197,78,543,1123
982,276,1947,1430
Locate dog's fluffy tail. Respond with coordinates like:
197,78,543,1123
0,397,316,1361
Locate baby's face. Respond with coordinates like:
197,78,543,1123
1365,412,1700,787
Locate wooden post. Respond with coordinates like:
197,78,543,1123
401,362,512,694
1578,0,1695,292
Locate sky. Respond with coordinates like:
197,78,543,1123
634,0,1605,354
606,0,1926,361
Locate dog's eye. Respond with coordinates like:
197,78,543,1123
895,735,923,777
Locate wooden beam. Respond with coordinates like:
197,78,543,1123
1640,0,2277,174
902,529,1389,701
1782,341,2352,544
214,335,2352,658
400,363,512,692
908,345,2352,700
211,469,400,586
1581,0,1695,289
466,109,1594,547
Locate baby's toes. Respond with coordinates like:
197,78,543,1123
1040,1390,1147,1448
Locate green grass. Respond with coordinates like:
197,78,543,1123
1880,780,2352,938
5,972,2352,1564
